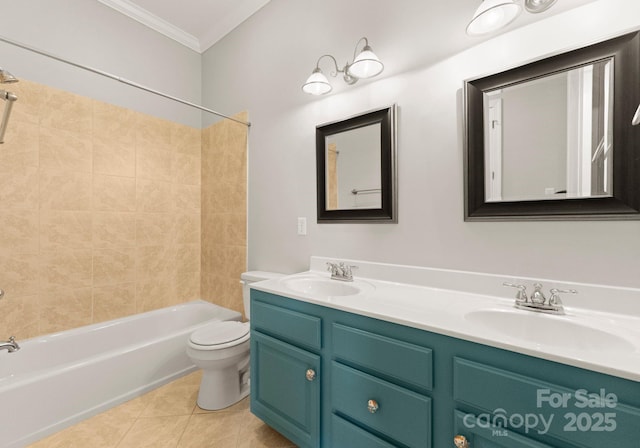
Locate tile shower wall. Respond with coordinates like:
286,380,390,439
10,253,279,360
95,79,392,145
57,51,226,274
0,79,201,338
201,112,248,317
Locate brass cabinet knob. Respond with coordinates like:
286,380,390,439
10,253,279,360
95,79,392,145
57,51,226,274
305,369,316,381
367,399,379,414
453,435,469,448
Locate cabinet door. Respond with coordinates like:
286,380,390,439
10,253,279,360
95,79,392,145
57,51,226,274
251,331,320,448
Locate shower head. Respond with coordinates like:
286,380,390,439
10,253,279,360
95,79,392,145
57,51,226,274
0,68,18,84
0,89,18,144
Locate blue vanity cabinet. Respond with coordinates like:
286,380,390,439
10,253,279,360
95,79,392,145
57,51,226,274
250,297,323,448
250,290,640,448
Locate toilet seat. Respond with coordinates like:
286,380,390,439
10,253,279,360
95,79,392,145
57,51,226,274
189,321,250,350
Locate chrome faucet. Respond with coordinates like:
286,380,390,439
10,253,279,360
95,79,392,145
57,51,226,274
0,336,20,353
503,282,577,315
326,261,357,282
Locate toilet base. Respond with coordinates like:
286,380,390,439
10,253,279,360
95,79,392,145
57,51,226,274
196,364,250,410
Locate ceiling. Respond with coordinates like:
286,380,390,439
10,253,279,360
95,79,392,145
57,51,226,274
98,0,599,58
97,0,271,53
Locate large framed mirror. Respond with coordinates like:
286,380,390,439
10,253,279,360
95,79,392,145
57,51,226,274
464,31,640,220
316,105,397,223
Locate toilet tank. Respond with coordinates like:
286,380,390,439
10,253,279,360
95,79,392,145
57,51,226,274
240,271,284,319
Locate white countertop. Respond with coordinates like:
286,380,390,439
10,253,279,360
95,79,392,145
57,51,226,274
251,257,640,382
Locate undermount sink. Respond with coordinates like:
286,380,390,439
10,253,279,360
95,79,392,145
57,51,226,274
279,275,374,299
465,309,635,352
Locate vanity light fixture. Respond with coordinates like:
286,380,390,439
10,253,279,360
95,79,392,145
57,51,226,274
466,0,521,36
302,37,384,95
466,0,559,36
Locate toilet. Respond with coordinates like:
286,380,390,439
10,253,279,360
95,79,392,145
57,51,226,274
187,271,282,410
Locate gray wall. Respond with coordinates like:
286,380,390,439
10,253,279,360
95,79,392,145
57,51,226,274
0,0,202,127
202,0,640,287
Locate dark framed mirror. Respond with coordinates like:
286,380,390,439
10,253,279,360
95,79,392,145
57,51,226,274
316,105,397,223
464,31,640,221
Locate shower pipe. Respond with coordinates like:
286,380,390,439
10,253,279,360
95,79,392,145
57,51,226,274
0,35,251,127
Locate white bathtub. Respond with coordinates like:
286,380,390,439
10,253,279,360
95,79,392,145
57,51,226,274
0,300,242,448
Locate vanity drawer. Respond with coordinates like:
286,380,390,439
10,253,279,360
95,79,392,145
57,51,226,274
332,361,432,448
453,357,640,448
331,414,397,448
251,299,322,351
332,323,433,391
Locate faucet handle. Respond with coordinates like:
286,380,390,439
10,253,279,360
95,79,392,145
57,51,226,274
503,282,528,302
549,288,577,306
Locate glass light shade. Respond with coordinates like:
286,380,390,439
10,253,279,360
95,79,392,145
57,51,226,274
466,0,522,36
347,47,384,79
302,68,332,95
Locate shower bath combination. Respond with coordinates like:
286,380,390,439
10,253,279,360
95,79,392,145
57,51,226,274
0,67,19,144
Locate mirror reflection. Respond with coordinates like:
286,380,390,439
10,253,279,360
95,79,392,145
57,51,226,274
325,123,382,210
484,58,614,203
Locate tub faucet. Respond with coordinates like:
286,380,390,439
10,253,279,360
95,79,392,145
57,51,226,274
0,336,20,353
326,261,357,282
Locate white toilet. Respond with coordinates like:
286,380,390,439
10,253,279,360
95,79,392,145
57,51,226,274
187,271,282,410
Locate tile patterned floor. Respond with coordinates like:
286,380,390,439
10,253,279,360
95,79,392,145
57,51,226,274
28,371,296,448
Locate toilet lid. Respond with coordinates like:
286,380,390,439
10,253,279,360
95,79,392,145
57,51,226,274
190,321,249,346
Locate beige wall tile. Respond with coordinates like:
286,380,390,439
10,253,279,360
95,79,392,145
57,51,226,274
173,184,201,213
173,153,201,185
39,288,92,334
0,166,39,210
136,245,172,279
93,212,137,249
0,254,40,298
176,271,200,302
175,244,200,274
0,121,39,168
0,294,39,339
136,213,174,247
172,122,200,156
39,127,92,173
40,88,93,135
93,248,136,286
174,213,200,245
136,277,176,313
136,146,173,181
93,174,136,212
40,170,92,211
93,283,136,322
39,249,93,291
93,100,138,145
40,210,92,250
93,136,136,177
0,209,39,254
136,179,172,212
0,79,226,339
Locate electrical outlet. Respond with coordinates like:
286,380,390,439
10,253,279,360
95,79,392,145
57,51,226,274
297,217,307,235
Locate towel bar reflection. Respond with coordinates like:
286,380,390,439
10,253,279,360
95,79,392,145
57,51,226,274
351,188,382,195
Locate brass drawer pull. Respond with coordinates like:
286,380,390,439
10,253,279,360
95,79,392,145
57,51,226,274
367,399,379,413
305,369,316,381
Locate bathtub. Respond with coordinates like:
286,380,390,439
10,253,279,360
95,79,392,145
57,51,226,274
0,300,242,448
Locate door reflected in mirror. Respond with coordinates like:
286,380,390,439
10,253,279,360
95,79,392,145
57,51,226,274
325,123,382,210
484,59,614,203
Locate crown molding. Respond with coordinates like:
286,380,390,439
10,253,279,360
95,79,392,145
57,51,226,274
97,0,201,52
